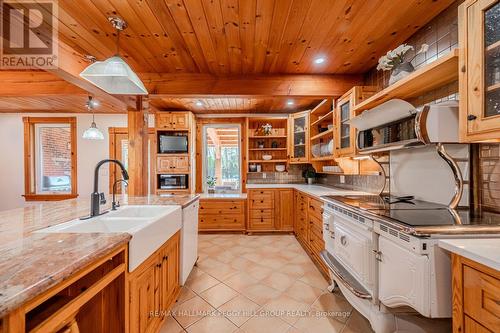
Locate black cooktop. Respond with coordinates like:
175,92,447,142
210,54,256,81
323,195,500,228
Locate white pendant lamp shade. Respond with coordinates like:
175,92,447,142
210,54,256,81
80,56,148,95
82,121,104,140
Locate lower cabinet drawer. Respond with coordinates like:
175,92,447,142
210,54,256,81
199,200,245,215
249,218,274,230
309,224,324,253
199,215,245,230
249,208,273,220
308,198,323,221
464,266,500,332
309,214,322,229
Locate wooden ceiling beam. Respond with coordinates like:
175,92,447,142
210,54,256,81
142,73,364,98
0,71,86,96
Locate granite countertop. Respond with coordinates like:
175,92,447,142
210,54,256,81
0,194,199,317
199,193,248,199
439,239,500,271
246,183,369,198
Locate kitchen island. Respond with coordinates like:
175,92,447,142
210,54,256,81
0,194,199,333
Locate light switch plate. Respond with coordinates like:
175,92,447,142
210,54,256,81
340,175,345,184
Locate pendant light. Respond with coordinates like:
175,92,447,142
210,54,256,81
82,96,104,140
80,17,148,95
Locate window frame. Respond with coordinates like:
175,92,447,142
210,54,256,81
23,117,78,201
201,123,242,193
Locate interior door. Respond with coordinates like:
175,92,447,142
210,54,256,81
109,128,155,194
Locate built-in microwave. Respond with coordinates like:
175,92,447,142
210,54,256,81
158,174,188,190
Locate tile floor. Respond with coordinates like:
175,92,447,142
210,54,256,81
159,234,374,333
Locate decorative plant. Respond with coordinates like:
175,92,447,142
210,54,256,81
303,167,316,179
376,43,429,71
262,123,273,136
206,176,217,188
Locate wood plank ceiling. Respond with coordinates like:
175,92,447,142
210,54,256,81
149,97,322,113
58,0,454,75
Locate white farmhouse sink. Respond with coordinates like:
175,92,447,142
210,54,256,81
35,205,183,272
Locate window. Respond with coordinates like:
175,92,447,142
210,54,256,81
23,117,77,200
202,125,241,193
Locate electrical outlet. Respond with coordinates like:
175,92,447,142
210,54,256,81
340,175,345,184
263,173,267,179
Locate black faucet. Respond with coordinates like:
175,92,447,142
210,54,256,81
84,159,129,219
112,179,128,210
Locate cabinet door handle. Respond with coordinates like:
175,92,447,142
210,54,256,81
467,115,477,121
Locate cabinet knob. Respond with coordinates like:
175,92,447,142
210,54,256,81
467,115,477,121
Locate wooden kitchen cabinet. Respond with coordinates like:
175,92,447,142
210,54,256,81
198,199,246,231
247,189,294,232
288,111,310,163
459,0,500,142
156,112,190,130
157,155,190,173
129,232,180,333
451,254,500,333
335,86,376,157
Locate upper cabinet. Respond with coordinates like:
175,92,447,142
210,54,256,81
335,87,376,157
156,112,190,130
459,0,500,142
289,111,310,163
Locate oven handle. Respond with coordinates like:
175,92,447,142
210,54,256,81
320,250,372,300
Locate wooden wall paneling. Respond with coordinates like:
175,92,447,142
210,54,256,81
127,98,149,196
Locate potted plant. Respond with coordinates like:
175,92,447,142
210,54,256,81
206,176,217,193
303,167,316,185
377,43,428,85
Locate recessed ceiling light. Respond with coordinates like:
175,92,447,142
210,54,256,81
287,100,294,106
314,57,326,64
196,101,203,106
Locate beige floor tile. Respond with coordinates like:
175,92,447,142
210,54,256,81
218,294,261,327
277,263,309,278
177,286,197,304
159,315,184,333
172,295,215,328
261,294,310,325
196,257,225,272
258,257,289,269
201,262,239,281
186,314,238,333
260,272,297,292
342,310,374,333
228,257,255,270
224,272,260,292
293,313,345,333
240,315,291,333
241,283,282,306
185,272,220,294
199,283,239,308
310,291,353,323
298,269,329,290
244,263,273,281
284,280,324,305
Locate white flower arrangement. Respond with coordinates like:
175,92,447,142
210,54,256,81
376,43,429,71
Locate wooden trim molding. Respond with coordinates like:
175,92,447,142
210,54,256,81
22,117,78,201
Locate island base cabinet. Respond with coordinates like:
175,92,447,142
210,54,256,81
452,254,500,333
129,232,181,333
0,246,128,333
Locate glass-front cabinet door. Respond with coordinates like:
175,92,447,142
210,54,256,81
461,0,500,141
335,92,355,157
289,111,309,163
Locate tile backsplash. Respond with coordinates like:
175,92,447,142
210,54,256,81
480,144,500,213
318,174,385,194
246,164,306,184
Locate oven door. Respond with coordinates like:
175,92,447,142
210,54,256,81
378,236,430,316
332,214,375,293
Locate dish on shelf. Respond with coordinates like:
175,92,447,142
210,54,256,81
262,154,272,160
312,144,321,158
275,165,286,172
327,139,334,155
249,164,257,172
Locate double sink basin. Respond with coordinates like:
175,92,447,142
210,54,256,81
36,205,182,271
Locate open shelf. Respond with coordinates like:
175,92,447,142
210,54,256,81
310,128,334,141
310,111,334,127
248,135,287,139
249,159,288,163
310,155,335,161
353,49,459,114
310,99,332,116
486,40,500,52
487,83,500,92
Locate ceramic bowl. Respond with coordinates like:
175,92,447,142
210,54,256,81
262,154,272,160
275,165,286,172
311,144,321,157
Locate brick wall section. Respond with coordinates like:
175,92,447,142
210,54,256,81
40,127,71,177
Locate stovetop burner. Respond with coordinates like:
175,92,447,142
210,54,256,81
322,194,500,229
